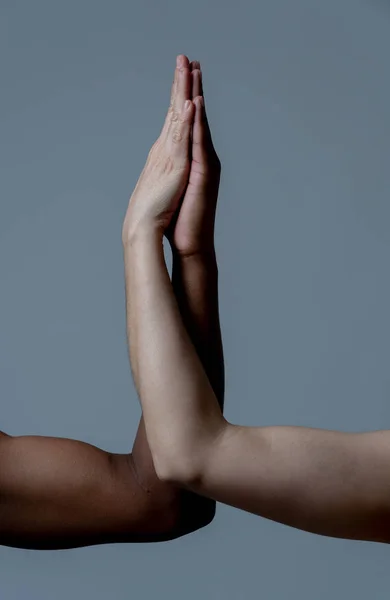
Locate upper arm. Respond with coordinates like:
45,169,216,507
0,424,214,550
196,423,390,543
0,433,174,550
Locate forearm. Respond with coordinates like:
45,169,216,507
171,249,224,409
126,252,224,404
168,250,223,520
123,228,225,481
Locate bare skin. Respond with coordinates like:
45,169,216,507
125,54,390,545
0,55,223,550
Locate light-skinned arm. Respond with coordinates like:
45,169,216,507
124,56,390,545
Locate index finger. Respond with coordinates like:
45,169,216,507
160,55,191,138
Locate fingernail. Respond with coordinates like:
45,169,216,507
185,100,192,111
176,55,182,68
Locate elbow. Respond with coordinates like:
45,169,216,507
152,429,217,490
159,458,217,538
154,493,216,542
177,495,217,536
145,449,217,541
152,418,228,490
153,448,205,490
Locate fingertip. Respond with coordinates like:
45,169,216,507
176,54,187,68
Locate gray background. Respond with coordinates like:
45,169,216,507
1,0,390,597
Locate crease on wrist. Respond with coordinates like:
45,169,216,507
172,247,217,262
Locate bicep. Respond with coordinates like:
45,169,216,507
200,424,390,543
0,434,174,550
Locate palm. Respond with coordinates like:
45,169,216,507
166,61,221,256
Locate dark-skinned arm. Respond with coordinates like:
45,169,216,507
0,415,212,551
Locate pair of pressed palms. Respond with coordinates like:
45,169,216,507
1,55,389,551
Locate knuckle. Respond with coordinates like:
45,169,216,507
149,138,160,154
172,127,184,144
171,112,179,124
163,154,176,173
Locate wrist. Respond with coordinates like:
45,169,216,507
172,250,219,278
171,244,217,264
122,221,164,249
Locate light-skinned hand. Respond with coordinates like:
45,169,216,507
122,55,195,243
